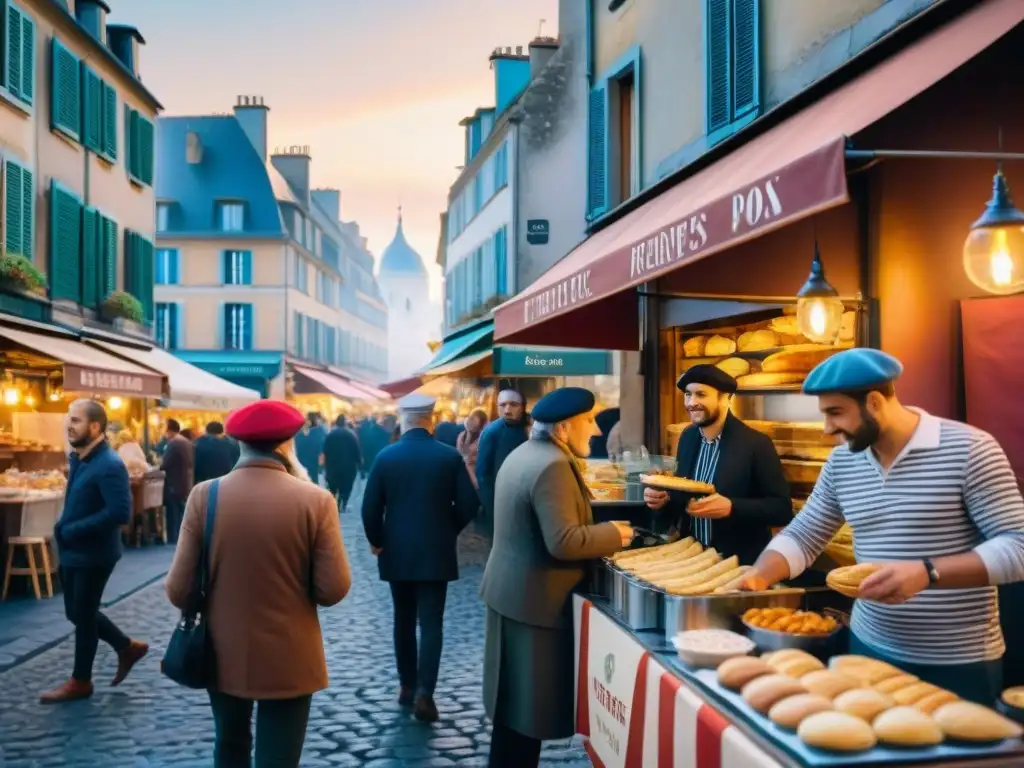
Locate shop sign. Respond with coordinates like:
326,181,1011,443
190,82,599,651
206,363,277,378
64,365,164,398
494,346,612,376
500,139,848,335
526,219,550,245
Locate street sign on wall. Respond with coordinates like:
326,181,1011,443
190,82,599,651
526,219,550,245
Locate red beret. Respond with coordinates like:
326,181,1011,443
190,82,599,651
225,400,305,443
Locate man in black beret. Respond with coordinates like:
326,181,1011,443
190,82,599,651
645,364,791,565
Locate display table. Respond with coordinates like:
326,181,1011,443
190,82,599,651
573,595,1024,768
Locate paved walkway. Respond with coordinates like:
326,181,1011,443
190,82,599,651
0,489,590,767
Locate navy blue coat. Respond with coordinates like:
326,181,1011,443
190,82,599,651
193,434,239,484
55,441,132,569
361,428,478,582
323,426,362,493
475,417,528,519
434,421,464,448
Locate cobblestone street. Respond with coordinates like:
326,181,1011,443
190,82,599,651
0,490,589,767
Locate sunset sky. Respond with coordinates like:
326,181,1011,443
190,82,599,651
110,0,559,297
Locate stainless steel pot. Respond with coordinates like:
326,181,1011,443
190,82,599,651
662,590,804,644
590,560,614,600
610,566,630,615
621,575,663,631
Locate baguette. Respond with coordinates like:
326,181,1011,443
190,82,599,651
737,329,778,352
762,345,836,374
713,566,753,594
658,556,739,589
610,536,695,564
642,552,722,584
736,372,806,389
628,545,713,576
666,566,745,596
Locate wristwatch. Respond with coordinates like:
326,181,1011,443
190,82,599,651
922,558,940,587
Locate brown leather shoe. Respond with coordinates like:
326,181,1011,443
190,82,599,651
111,640,149,686
398,686,414,707
40,679,94,704
413,694,439,723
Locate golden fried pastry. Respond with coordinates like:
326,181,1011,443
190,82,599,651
801,670,863,700
666,566,746,596
892,682,941,706
742,607,837,636
717,656,774,691
833,688,895,723
874,674,919,695
610,537,697,564
932,701,1024,742
915,690,958,715
777,656,826,679
742,674,807,714
872,706,944,747
639,474,716,494
1002,687,1024,709
826,563,882,598
769,693,834,730
798,711,878,752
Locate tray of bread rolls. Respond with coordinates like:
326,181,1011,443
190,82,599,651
665,649,1024,766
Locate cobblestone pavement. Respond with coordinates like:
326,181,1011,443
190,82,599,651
0,490,590,768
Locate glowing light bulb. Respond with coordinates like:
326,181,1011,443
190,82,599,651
107,396,124,410
808,301,828,337
25,395,36,407
3,388,20,405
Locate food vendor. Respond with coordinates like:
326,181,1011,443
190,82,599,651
741,348,1024,704
644,364,791,565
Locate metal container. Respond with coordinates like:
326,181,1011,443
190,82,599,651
591,560,614,600
662,590,804,644
742,620,844,656
610,566,630,615
621,575,664,631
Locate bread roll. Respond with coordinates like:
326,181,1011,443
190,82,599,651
761,345,836,374
828,655,901,685
737,329,778,352
1002,686,1024,709
892,682,941,706
833,688,895,722
715,357,750,378
705,335,737,356
742,674,807,714
932,700,1024,742
769,693,833,730
801,670,863,700
914,690,958,715
736,372,806,389
682,336,707,357
839,311,857,342
777,656,826,679
717,656,774,691
872,706,944,747
873,673,919,695
765,649,819,671
798,711,877,752
769,316,802,336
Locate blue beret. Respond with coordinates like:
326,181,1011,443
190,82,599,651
802,348,904,395
531,387,596,424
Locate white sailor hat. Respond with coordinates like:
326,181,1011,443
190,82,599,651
398,393,437,415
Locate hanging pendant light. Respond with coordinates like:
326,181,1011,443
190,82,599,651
963,166,1024,295
796,241,844,344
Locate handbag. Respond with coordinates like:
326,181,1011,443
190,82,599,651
161,479,221,689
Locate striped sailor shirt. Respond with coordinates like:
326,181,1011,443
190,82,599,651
767,409,1024,665
691,432,722,547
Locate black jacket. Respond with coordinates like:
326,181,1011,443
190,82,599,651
668,413,791,566
323,426,362,490
193,434,239,484
475,417,528,519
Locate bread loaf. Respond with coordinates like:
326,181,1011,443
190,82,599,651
932,700,1024,741
737,329,778,352
801,670,863,700
798,711,877,752
872,706,944,747
914,690,958,715
892,682,941,706
777,656,826,679
873,673,919,695
742,674,807,714
705,335,737,356
715,357,750,378
717,656,773,691
736,372,806,389
682,336,707,357
829,656,901,686
833,688,895,722
761,345,836,374
769,693,833,730
769,316,802,336
765,649,819,672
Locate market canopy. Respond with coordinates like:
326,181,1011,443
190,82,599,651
292,365,375,402
0,326,165,397
326,371,391,401
89,340,261,412
420,321,493,373
493,0,1024,348
422,349,493,379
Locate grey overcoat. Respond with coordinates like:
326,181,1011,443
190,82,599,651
479,437,623,740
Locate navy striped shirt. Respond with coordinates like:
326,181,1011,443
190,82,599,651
691,433,721,546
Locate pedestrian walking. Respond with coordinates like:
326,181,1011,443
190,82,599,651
165,400,352,767
479,387,633,766
322,415,362,512
193,421,240,484
475,388,528,535
39,399,149,703
294,412,327,486
434,412,464,447
160,418,194,543
357,415,391,475
456,408,488,488
361,394,479,722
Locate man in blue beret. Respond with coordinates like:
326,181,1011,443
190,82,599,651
742,348,1024,704
480,387,632,766
645,364,791,565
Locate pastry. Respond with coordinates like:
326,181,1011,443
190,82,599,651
828,655,901,685
1002,687,1024,709
915,690,959,715
892,682,941,706
769,693,834,730
777,656,826,679
610,537,697,565
737,329,778,352
833,688,895,722
769,316,802,336
872,706,944,747
666,566,746,596
682,336,707,357
874,674,919,695
659,556,739,589
761,345,836,374
736,372,806,389
742,674,807,714
764,649,819,671
631,548,717,578
705,335,737,356
712,566,752,594
798,711,877,752
801,670,863,700
715,357,751,378
932,700,1024,742
639,474,715,494
826,563,882,598
717,656,774,691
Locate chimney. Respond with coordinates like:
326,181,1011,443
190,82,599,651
311,189,341,221
106,24,145,78
185,130,203,164
271,145,312,205
233,95,270,162
529,36,559,78
75,0,109,43
489,45,531,115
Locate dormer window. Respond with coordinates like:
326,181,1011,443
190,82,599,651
217,201,245,232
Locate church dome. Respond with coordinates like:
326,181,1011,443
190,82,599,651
379,209,428,278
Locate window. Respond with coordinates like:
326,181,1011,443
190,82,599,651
706,0,760,143
223,303,253,350
155,303,178,349
3,157,33,261
124,229,154,321
155,248,179,285
292,253,308,292
588,47,641,219
124,105,154,185
156,203,169,231
293,311,304,356
222,249,252,285
3,2,35,107
216,202,244,232
80,66,115,160
48,180,81,302
50,38,80,140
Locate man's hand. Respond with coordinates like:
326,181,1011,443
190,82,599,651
737,569,771,592
644,487,669,510
370,545,382,556
687,494,733,519
610,521,634,548
857,561,930,605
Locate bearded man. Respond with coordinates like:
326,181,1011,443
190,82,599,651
644,364,791,565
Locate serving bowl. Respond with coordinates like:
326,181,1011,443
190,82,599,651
671,629,756,669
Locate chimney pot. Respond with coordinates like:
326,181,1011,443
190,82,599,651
516,45,523,55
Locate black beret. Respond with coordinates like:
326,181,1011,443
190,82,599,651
676,364,738,395
531,386,596,424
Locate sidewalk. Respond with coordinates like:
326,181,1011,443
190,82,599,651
0,545,176,673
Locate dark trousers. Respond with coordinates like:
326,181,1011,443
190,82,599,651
488,723,541,767
208,690,312,768
61,565,130,682
389,581,448,697
165,497,186,544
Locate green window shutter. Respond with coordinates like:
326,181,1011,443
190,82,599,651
101,215,117,296
129,109,141,180
6,3,22,100
123,103,131,177
81,65,102,152
139,117,154,185
50,38,81,140
4,160,23,256
732,0,759,119
48,181,82,302
586,83,608,219
123,229,136,297
140,235,154,321
706,0,731,134
101,81,116,159
21,166,32,259
19,11,33,105
80,206,99,307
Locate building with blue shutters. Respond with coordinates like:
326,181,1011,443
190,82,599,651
155,96,389,399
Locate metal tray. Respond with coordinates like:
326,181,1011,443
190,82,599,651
662,589,806,644
608,566,663,631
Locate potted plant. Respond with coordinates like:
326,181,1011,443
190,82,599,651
101,291,144,323
0,254,47,297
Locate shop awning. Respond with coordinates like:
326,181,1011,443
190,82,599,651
494,0,1024,347
325,370,391,401
292,365,374,401
421,322,493,372
380,375,424,399
422,349,493,379
88,341,261,412
0,326,165,397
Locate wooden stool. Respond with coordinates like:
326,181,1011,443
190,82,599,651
2,536,57,600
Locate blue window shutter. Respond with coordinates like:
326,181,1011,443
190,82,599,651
220,250,229,283
20,12,33,105
129,109,141,179
49,181,82,302
218,303,227,349
101,81,116,159
4,160,23,256
140,117,154,185
123,103,131,177
243,305,253,351
81,65,103,151
706,0,731,134
732,0,760,119
242,251,252,285
80,206,99,307
6,3,22,100
172,302,182,349
171,249,180,284
50,38,81,140
140,236,154,321
587,83,608,218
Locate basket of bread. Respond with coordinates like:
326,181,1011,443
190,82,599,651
714,650,1023,754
